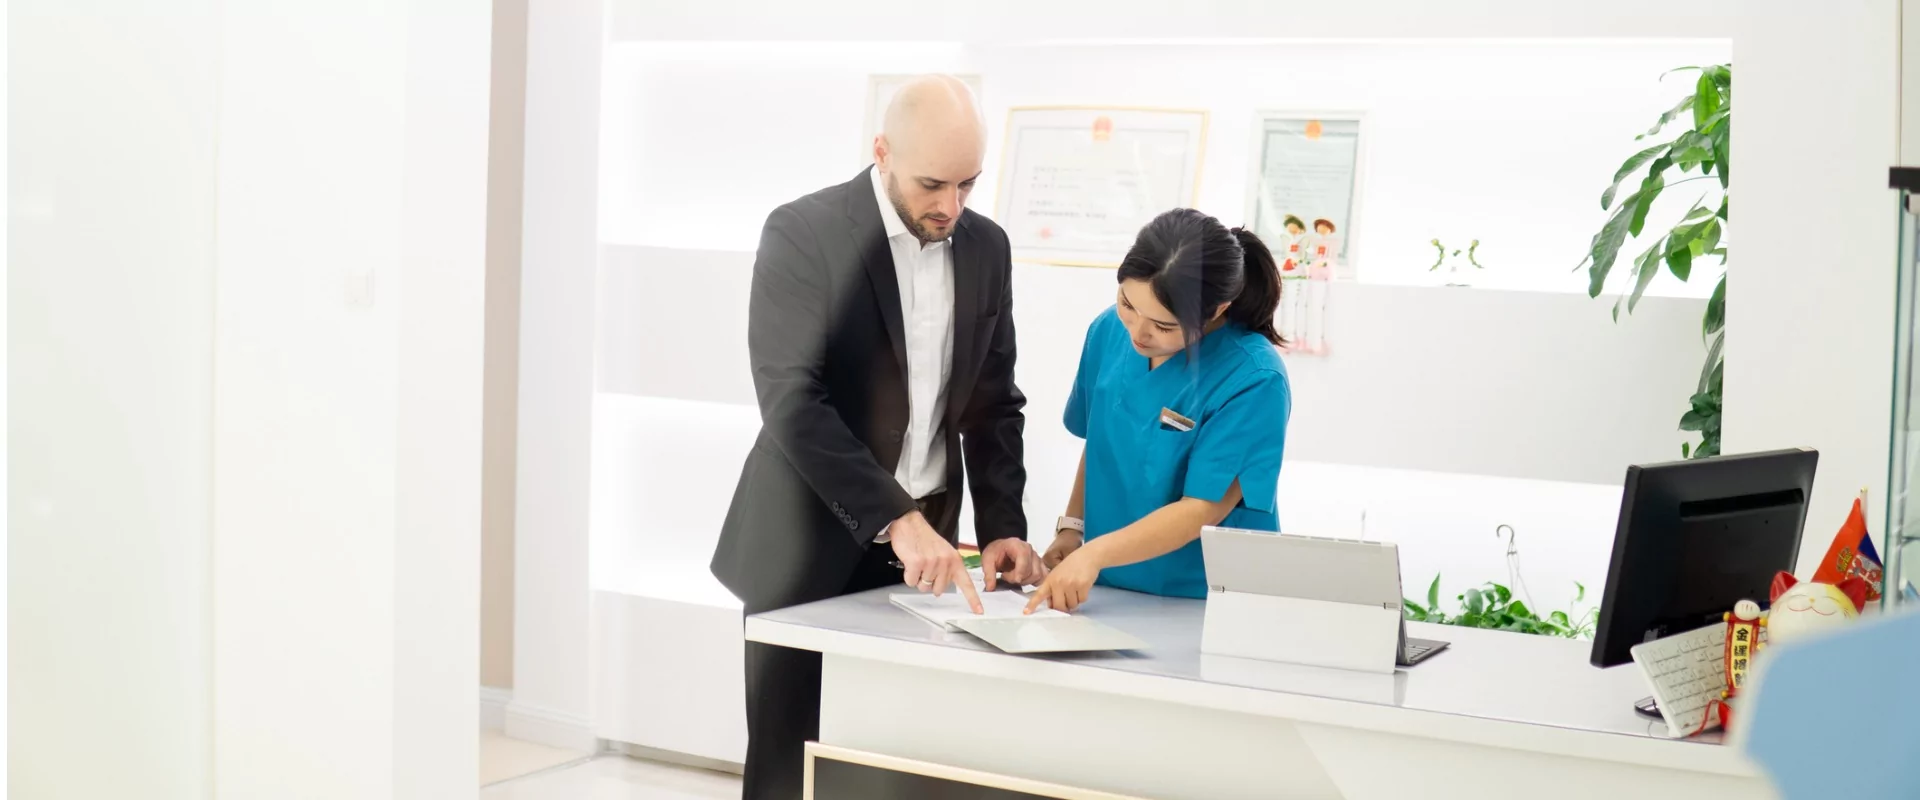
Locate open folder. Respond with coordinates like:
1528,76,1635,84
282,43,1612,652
889,585,1064,632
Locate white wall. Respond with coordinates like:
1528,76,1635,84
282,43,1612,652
3,0,12,786
1726,0,1899,576
484,0,530,694
600,39,1730,296
601,246,1706,486
10,3,220,796
510,0,604,752
606,0,1734,43
211,2,489,798
13,2,488,798
393,3,490,796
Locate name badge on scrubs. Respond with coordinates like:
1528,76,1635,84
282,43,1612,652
1159,407,1195,432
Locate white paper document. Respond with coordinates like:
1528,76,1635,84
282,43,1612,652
889,585,1065,632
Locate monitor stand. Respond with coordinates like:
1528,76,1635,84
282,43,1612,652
1633,695,1663,719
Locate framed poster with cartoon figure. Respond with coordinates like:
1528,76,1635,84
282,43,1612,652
1245,111,1366,282
995,106,1209,267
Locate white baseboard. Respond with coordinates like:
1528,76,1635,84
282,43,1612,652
613,741,744,775
504,700,599,753
481,686,513,732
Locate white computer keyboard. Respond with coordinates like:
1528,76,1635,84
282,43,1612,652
1630,623,1729,738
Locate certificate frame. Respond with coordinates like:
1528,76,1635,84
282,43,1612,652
861,73,985,168
804,742,1152,799
1242,110,1368,282
994,105,1210,268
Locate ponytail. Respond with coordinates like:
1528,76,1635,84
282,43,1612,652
1229,227,1285,346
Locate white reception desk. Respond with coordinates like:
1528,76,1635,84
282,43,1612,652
747,586,1776,800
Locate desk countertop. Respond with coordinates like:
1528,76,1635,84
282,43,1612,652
748,585,1760,778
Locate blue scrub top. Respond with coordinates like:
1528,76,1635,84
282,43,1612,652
1065,307,1292,599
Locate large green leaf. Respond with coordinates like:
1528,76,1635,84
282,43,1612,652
1427,574,1441,614
1704,276,1726,337
1693,218,1723,260
1641,93,1697,140
1680,388,1722,432
1704,63,1732,90
1603,144,1670,210
1628,241,1664,313
1629,157,1671,237
1698,107,1731,135
1586,190,1641,297
1711,123,1731,189
1698,331,1724,394
1670,132,1713,171
1694,72,1724,131
1667,243,1694,282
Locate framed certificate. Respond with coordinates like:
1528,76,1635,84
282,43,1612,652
862,74,985,168
805,743,1150,799
994,106,1209,267
1244,111,1367,281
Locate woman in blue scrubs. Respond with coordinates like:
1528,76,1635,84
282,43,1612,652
1026,208,1291,613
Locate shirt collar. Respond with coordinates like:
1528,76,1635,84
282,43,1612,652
869,165,917,244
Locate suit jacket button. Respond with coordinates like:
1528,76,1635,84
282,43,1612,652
889,430,903,443
848,520,860,532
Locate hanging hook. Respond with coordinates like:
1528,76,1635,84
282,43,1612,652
1495,524,1518,556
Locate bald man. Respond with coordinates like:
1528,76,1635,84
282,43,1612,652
710,75,1043,797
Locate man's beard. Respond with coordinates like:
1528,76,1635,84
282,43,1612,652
885,173,954,244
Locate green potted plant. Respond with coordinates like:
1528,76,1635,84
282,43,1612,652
1403,575,1599,640
1430,239,1485,287
1578,64,1730,459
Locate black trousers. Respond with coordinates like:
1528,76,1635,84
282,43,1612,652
740,493,948,800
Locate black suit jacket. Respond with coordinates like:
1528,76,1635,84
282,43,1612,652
711,170,1028,613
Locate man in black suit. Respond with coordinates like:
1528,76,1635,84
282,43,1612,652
710,75,1044,798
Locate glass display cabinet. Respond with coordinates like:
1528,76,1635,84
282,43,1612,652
1884,167,1920,609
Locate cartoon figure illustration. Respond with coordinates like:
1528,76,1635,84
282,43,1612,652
1310,219,1338,268
1279,216,1311,347
1280,215,1308,275
1300,219,1337,355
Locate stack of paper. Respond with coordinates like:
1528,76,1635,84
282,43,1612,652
890,586,1064,632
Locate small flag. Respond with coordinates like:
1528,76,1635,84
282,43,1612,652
1811,493,1883,605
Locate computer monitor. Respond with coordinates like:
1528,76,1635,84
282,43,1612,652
1589,448,1817,669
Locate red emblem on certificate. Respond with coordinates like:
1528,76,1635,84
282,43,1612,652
1092,116,1113,142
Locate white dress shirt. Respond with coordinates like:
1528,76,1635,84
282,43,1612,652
869,165,955,543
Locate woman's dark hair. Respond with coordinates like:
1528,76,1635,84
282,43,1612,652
1115,208,1285,352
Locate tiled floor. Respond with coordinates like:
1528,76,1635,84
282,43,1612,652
481,755,742,799
480,730,594,786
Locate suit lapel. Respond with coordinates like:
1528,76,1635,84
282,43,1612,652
844,170,909,382
947,216,982,425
